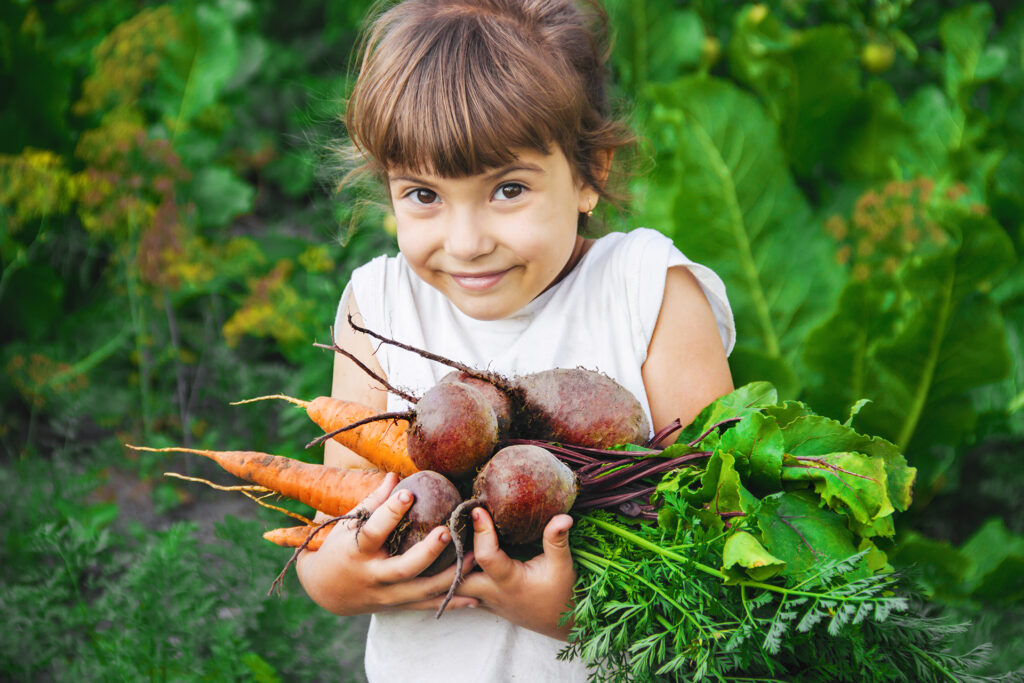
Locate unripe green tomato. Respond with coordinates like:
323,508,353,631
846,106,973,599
861,43,895,73
701,35,721,69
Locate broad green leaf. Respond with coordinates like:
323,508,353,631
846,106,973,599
677,381,778,446
836,80,912,181
802,278,902,420
605,0,703,92
762,400,813,428
722,530,786,582
940,3,1006,105
729,16,863,177
890,532,972,601
640,77,842,376
721,412,784,494
898,85,965,178
778,413,915,513
754,490,859,577
781,451,892,526
684,450,757,517
803,208,1014,488
961,518,1024,604
723,346,800,399
173,6,240,129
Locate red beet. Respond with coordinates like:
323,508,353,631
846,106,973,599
387,470,466,576
467,444,578,544
406,382,499,479
437,444,578,617
514,368,650,448
439,370,513,437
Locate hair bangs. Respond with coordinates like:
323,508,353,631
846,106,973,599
349,5,586,178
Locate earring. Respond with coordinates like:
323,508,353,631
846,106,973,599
586,208,594,217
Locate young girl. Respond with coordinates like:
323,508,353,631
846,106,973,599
296,0,735,679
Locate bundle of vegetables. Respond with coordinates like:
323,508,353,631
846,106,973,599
553,382,1005,681
131,323,1002,681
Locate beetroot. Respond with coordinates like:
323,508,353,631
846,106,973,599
406,381,499,479
387,470,466,576
513,368,650,448
437,444,578,616
464,444,578,544
439,370,513,436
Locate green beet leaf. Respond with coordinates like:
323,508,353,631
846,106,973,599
722,530,786,582
781,450,892,526
778,413,915,513
721,411,784,493
676,381,778,447
683,449,756,517
754,490,861,578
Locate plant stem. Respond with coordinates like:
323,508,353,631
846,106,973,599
574,546,709,636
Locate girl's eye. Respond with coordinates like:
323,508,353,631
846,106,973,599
408,188,438,205
493,182,525,201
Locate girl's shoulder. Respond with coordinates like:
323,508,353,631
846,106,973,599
583,227,736,357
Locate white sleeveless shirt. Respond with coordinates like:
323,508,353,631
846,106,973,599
337,227,735,682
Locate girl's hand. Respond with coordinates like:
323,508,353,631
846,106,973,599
456,508,576,640
296,472,478,616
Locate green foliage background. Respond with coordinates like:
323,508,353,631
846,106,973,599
1,0,1021,679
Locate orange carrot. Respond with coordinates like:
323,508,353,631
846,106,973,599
263,523,337,551
127,445,386,517
232,394,418,477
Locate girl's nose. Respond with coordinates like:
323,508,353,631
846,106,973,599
444,208,495,261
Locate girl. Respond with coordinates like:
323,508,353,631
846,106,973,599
296,0,735,679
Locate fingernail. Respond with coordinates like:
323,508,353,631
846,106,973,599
398,490,412,504
439,529,450,543
471,509,481,521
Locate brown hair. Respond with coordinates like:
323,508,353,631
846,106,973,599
342,0,635,228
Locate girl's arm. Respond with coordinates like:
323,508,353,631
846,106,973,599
295,294,479,615
643,265,734,442
456,264,733,638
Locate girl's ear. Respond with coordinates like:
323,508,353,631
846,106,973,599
578,149,614,214
592,148,614,189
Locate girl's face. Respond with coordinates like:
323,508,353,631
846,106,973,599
387,147,600,321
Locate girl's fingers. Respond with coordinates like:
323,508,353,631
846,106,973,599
376,527,475,584
351,471,401,514
468,507,515,583
352,486,415,552
540,514,574,571
384,595,479,612
375,547,478,606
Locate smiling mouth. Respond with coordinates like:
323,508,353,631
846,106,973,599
448,269,511,291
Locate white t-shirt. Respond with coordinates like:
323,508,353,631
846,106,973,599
337,227,735,682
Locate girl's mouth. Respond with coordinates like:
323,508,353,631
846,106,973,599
448,269,510,291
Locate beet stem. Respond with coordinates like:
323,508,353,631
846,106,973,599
647,418,682,447
316,327,419,404
347,315,513,393
305,411,414,449
437,498,480,619
687,417,742,447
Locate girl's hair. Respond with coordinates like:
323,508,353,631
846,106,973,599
342,0,635,227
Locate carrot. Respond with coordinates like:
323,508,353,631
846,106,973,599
232,394,419,477
127,445,386,517
263,522,337,551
